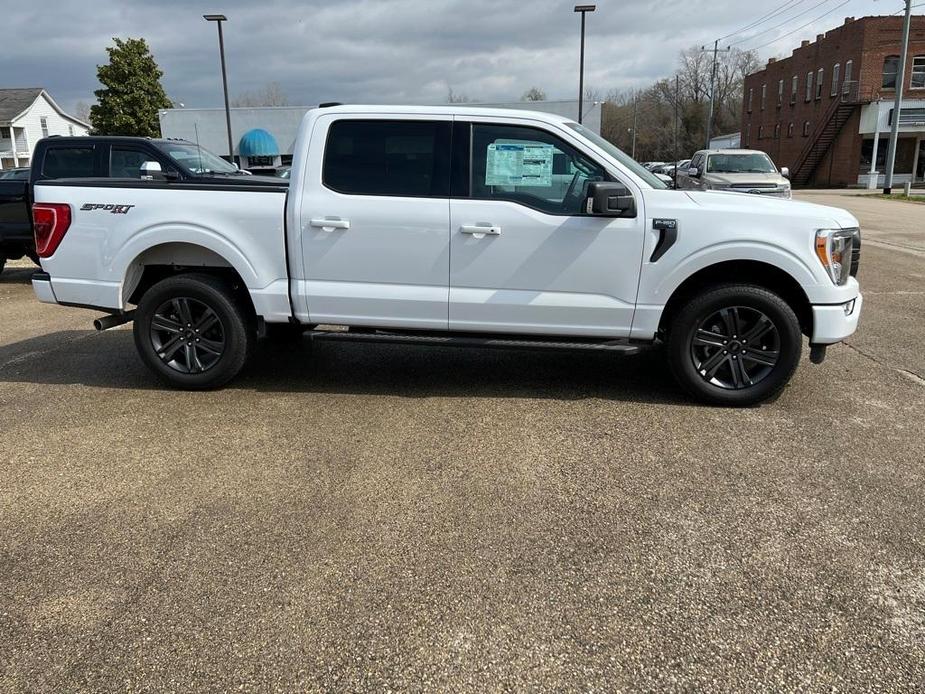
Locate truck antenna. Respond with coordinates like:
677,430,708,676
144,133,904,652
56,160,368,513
193,122,204,173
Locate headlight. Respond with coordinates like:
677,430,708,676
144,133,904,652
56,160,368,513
815,228,856,285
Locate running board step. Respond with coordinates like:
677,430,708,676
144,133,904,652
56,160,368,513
308,329,643,354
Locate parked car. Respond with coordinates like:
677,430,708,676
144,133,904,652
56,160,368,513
30,105,861,405
276,165,292,179
641,161,666,171
0,136,282,275
676,149,792,198
0,167,30,180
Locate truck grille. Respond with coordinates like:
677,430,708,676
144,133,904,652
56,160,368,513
850,229,861,277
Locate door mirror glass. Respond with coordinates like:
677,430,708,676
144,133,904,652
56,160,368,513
780,166,790,179
586,181,636,217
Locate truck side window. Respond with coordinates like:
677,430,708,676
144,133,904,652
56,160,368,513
110,147,152,178
323,120,451,197
42,147,95,178
470,124,605,215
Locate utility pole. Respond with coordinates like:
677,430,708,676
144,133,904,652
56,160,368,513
703,39,731,149
673,74,680,169
884,0,913,195
631,94,638,160
574,5,596,124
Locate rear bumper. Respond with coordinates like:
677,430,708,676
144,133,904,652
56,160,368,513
811,292,862,344
32,271,58,304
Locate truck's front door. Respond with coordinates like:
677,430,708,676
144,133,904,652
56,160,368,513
297,115,451,329
448,120,645,337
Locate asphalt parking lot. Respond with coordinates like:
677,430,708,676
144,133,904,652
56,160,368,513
1,191,923,691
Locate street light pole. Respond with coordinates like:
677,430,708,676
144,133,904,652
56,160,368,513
574,5,596,124
703,39,730,149
204,14,234,162
883,0,913,195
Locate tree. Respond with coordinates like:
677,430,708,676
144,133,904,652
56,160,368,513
599,46,758,162
521,87,546,101
446,87,472,103
90,38,171,137
231,82,290,107
74,101,92,123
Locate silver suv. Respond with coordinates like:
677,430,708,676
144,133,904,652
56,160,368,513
676,149,791,199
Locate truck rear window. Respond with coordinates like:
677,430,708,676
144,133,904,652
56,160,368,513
323,120,451,197
42,147,95,178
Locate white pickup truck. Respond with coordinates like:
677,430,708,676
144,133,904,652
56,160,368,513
31,105,862,405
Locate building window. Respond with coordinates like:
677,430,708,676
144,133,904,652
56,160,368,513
747,88,753,113
805,72,813,101
68,125,74,136
788,122,794,137
40,116,49,138
774,123,781,139
912,56,925,89
882,56,900,89
831,63,840,96
745,123,750,145
844,60,853,94
761,84,767,110
777,79,784,106
816,68,824,99
791,75,798,104
758,125,764,139
803,121,811,137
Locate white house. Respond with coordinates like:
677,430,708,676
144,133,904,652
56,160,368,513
0,88,90,170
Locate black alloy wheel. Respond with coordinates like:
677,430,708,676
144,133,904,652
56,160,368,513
666,284,802,406
690,306,780,390
150,297,226,374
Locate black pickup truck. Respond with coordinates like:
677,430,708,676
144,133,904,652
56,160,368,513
0,136,282,274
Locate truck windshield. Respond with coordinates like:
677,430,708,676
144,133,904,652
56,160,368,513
706,153,777,174
155,143,241,175
565,122,668,189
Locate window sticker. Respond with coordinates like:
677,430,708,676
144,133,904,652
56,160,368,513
485,142,554,187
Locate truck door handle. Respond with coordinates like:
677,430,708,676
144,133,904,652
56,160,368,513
309,218,350,231
460,225,501,236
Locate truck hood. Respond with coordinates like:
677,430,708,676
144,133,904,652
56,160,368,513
683,190,859,229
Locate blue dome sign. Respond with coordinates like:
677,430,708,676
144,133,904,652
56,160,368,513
238,128,279,157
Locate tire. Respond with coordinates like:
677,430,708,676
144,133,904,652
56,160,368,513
0,258,5,276
666,284,802,407
27,250,40,266
133,273,255,390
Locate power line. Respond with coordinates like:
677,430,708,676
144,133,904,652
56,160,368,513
746,0,853,50
730,0,836,46
717,0,806,42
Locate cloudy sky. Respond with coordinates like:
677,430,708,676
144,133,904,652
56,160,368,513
5,0,905,113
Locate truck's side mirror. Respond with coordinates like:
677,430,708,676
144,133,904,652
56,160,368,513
586,181,636,218
140,161,165,180
780,166,790,179
687,166,700,178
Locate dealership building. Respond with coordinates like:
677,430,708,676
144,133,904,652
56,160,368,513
158,100,602,170
741,15,925,188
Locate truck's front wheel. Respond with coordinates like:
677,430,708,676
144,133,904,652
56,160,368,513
134,273,254,390
667,284,802,406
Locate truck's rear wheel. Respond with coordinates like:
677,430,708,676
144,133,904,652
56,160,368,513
667,284,802,406
133,273,254,389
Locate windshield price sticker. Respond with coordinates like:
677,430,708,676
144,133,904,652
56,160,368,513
485,143,554,187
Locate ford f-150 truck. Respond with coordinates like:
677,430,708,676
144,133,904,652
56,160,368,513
0,135,271,274
30,105,862,405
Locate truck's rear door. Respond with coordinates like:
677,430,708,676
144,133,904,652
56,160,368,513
296,114,452,330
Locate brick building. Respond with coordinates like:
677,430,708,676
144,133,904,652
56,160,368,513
741,15,925,187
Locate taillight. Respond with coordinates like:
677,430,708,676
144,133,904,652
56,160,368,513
32,203,72,258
